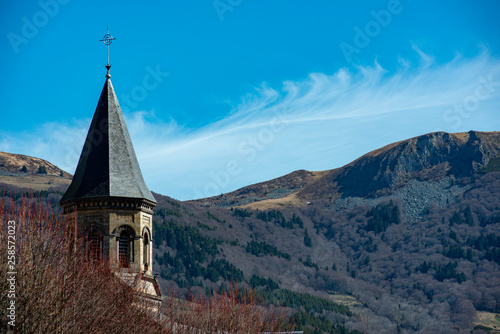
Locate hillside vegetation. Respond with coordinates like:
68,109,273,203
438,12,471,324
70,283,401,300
1,130,499,333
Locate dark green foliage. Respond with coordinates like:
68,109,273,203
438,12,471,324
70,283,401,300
168,199,181,208
154,219,223,284
466,248,474,261
416,261,466,282
256,209,304,229
212,285,358,333
154,219,218,260
248,274,279,291
444,245,465,259
197,221,216,230
443,243,474,261
466,233,500,251
256,210,270,221
365,200,401,234
443,231,500,264
232,208,252,218
256,209,284,222
466,233,500,264
449,207,474,226
37,165,47,174
304,228,312,247
59,170,64,177
258,288,352,316
156,207,182,218
20,165,28,172
464,205,474,226
433,262,466,283
449,211,463,225
291,213,304,228
155,200,182,218
206,211,222,222
290,311,365,334
205,259,244,282
245,240,291,260
154,219,245,284
415,261,431,274
301,256,319,271
158,251,183,275
485,247,500,264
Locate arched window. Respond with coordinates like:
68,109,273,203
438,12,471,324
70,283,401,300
85,226,102,261
113,225,136,268
118,231,134,268
143,232,150,270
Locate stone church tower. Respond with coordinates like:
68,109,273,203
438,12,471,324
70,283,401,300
60,41,161,299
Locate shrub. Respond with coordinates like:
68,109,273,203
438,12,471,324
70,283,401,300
37,165,47,174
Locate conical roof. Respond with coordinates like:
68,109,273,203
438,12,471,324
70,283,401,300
61,75,156,204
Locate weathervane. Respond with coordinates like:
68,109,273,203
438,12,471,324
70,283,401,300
100,26,116,76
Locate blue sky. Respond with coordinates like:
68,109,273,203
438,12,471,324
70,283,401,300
1,1,500,200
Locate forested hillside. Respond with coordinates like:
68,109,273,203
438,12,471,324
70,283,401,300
1,131,499,333
148,171,500,333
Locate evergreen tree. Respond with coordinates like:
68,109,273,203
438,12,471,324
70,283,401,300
38,165,47,174
304,228,312,247
464,205,474,226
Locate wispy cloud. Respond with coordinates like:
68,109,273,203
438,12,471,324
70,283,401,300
2,51,500,200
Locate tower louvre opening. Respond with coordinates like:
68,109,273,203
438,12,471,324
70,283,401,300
119,231,132,268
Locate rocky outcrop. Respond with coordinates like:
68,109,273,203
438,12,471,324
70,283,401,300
332,131,500,198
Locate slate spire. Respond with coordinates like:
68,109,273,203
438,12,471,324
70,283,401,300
60,73,156,204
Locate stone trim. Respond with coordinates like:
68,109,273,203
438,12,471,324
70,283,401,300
62,197,155,214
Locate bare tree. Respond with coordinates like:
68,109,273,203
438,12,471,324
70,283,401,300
1,196,287,334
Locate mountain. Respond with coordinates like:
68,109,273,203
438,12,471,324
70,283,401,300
0,151,72,192
155,130,500,333
192,131,500,210
192,169,329,208
301,130,500,198
1,130,499,333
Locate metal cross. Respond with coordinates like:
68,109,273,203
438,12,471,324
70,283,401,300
100,27,116,67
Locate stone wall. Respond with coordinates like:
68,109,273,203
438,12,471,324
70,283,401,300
63,198,154,276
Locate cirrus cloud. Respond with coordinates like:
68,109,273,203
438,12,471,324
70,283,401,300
2,51,499,200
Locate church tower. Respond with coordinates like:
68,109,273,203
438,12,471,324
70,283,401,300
60,30,161,299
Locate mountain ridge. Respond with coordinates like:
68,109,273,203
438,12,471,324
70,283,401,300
1,130,499,333
2,130,498,204
0,151,72,191
191,130,500,209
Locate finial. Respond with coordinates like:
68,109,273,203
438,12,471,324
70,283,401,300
100,26,116,78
